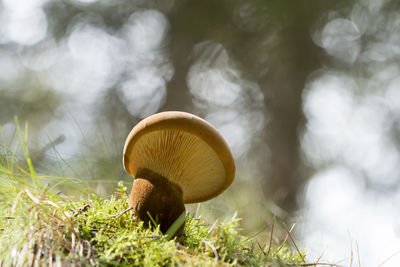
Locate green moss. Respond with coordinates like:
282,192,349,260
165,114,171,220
0,181,305,266
0,124,305,266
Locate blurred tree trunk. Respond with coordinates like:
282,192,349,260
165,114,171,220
259,10,319,212
163,1,233,112
234,1,337,211
163,0,338,212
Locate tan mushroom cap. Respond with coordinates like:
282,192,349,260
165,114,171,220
123,111,235,204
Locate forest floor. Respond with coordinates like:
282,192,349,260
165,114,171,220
0,125,307,266
0,180,306,266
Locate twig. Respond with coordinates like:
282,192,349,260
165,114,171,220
34,242,43,266
25,189,40,204
315,248,327,265
266,215,275,255
71,232,76,253
45,200,60,209
288,263,345,267
283,222,305,263
257,241,266,256
378,249,400,267
18,189,71,220
49,246,53,267
85,240,92,259
348,233,353,267
176,243,198,256
356,241,361,267
11,190,24,213
208,219,218,234
350,245,353,267
176,243,228,267
79,241,84,257
202,240,219,260
276,222,296,253
110,207,133,219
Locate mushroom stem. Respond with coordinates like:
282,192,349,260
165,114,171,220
129,169,185,235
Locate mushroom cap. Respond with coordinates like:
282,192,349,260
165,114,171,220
123,111,235,204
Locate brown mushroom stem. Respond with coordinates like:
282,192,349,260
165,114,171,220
129,169,185,235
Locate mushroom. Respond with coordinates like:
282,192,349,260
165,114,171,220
123,111,235,235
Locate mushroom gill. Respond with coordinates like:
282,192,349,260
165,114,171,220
129,129,226,203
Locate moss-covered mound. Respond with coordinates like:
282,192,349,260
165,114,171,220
0,181,304,266
0,124,304,266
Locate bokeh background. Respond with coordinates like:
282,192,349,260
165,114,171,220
1,0,400,265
